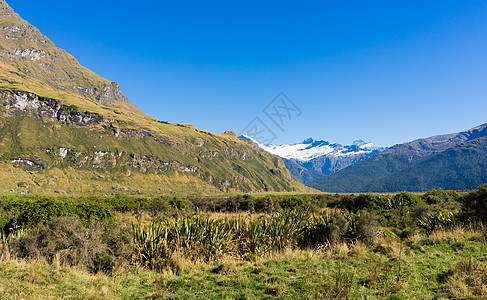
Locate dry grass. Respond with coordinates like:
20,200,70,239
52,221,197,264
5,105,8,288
444,258,487,298
428,226,482,243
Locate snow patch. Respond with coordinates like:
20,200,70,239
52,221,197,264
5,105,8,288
241,135,383,162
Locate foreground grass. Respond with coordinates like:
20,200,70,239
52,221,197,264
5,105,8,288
1,229,485,299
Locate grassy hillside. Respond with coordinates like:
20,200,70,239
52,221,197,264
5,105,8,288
0,1,312,196
0,114,311,196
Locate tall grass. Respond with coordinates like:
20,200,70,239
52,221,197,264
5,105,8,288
132,209,372,269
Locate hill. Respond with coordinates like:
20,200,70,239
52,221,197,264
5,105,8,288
0,0,310,196
308,123,487,192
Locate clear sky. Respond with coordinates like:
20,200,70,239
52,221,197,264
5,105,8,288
7,0,487,147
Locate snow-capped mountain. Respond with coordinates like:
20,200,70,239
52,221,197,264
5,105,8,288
240,135,385,184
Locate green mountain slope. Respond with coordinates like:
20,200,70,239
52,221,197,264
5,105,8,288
0,1,311,196
281,158,324,184
308,123,487,193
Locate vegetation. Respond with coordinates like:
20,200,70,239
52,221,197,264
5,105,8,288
0,115,310,195
309,133,487,193
0,186,486,298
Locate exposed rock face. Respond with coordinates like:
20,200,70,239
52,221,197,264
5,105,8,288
1,90,200,174
5,48,47,61
1,90,111,125
11,155,46,171
100,82,128,105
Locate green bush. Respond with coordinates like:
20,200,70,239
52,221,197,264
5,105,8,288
278,196,310,210
15,198,113,228
391,192,422,208
103,196,143,213
421,189,460,205
354,211,379,244
61,104,79,116
300,212,348,248
353,194,391,211
0,197,115,232
10,216,131,274
460,184,487,223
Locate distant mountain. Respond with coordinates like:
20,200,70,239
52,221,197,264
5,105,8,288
240,135,385,183
308,123,487,192
0,1,310,196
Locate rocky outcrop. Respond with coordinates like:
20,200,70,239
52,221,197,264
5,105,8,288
99,82,128,104
47,147,199,174
11,155,46,171
4,48,48,61
1,90,111,125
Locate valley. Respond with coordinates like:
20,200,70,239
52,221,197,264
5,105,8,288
0,1,486,299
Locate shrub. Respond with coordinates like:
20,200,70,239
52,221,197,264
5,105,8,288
278,196,310,210
10,216,130,274
103,196,143,213
10,217,108,272
253,196,278,213
105,219,134,270
411,204,434,222
300,211,348,248
61,104,79,116
460,184,487,223
354,211,379,244
353,194,390,211
391,192,422,208
421,189,460,205
14,198,113,228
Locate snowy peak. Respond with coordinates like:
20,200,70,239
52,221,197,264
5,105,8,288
240,135,333,161
240,135,382,162
239,135,385,184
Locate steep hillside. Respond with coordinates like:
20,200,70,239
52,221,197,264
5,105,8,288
0,1,310,196
281,158,325,184
309,123,487,192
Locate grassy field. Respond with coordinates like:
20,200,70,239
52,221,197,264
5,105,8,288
0,228,486,299
0,187,486,299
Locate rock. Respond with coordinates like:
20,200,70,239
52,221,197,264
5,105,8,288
10,155,46,171
1,91,110,126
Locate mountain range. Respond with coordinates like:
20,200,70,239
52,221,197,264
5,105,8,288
240,135,385,184
0,0,310,196
308,123,487,192
1,0,485,196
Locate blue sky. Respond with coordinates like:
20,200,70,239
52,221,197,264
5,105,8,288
8,0,487,146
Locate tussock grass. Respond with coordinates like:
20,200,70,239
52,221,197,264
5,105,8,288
0,228,485,299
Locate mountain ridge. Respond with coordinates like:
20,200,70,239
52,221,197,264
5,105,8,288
0,1,311,196
240,135,385,184
308,123,487,192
